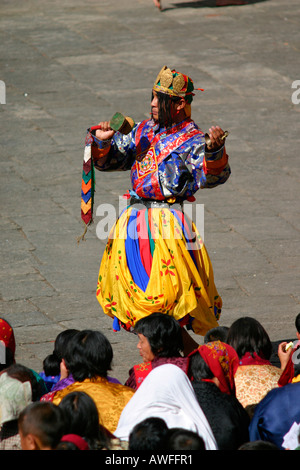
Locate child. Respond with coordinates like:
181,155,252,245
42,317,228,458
18,402,65,450
39,329,79,392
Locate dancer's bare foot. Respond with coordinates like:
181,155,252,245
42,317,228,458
153,0,162,10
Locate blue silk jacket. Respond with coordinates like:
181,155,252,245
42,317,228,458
91,118,231,201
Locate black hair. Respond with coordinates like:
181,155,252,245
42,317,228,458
152,91,182,129
63,330,113,381
43,329,79,377
129,417,169,451
295,313,300,334
188,352,214,382
59,391,109,450
4,363,42,401
165,428,205,450
55,441,81,450
204,326,229,344
227,317,273,360
134,312,183,357
18,402,66,449
238,440,280,451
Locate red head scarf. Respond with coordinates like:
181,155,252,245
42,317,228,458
189,341,239,395
60,434,89,450
0,318,16,356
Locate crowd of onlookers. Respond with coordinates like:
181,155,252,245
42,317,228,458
1,312,300,451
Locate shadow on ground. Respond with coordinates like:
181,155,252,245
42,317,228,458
162,0,269,12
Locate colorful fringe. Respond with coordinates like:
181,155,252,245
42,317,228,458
78,133,95,242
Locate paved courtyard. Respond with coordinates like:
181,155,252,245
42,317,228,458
0,0,299,383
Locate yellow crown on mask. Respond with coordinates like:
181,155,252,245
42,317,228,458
153,66,203,104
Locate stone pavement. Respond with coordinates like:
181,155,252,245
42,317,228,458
0,0,299,383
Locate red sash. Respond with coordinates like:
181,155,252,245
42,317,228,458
133,362,153,388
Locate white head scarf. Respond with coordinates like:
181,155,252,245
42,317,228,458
115,364,217,450
0,373,32,427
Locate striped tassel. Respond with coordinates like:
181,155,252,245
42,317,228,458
78,132,95,243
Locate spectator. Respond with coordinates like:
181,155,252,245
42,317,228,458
249,381,300,450
227,317,282,407
277,312,300,386
58,391,110,450
41,330,134,434
238,440,280,450
0,367,33,450
0,318,16,371
125,312,188,390
48,330,121,395
188,341,249,449
129,417,168,451
18,402,65,450
115,364,218,450
56,434,89,450
204,326,229,344
165,428,205,450
0,317,47,396
39,329,79,392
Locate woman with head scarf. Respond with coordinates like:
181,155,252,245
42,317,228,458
0,318,16,371
188,341,250,450
115,364,218,450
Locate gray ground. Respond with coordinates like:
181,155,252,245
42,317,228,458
0,0,299,383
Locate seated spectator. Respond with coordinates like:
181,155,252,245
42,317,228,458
188,341,250,450
41,330,134,434
115,364,218,450
129,417,168,451
56,434,89,450
0,317,47,396
18,402,66,450
0,317,16,371
165,428,205,450
2,363,44,401
39,329,79,392
227,317,282,407
125,312,188,390
58,391,110,450
189,340,239,395
238,440,280,450
48,330,121,395
277,312,300,386
249,381,300,450
204,326,229,344
0,366,33,450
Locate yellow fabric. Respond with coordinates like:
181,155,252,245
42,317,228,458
52,377,134,434
96,207,221,335
80,199,92,213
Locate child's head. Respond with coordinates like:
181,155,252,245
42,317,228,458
43,329,79,377
18,402,65,450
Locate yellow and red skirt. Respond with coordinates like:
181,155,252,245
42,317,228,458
96,204,221,336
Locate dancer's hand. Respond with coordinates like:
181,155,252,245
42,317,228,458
95,121,115,141
206,126,226,151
